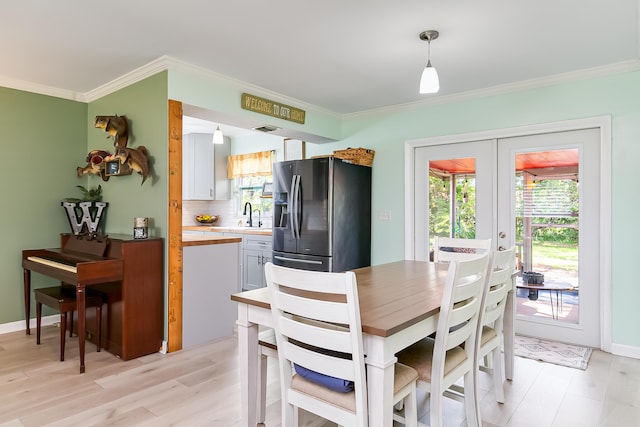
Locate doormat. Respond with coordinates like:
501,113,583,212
512,335,592,370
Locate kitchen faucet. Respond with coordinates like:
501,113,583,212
253,208,262,228
243,202,253,227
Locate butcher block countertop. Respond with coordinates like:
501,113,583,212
181,234,242,247
183,226,272,236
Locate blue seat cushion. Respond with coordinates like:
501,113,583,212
293,363,354,393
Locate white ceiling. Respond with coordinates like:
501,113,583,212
1,1,638,117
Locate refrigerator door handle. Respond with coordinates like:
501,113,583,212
274,255,323,265
291,174,301,239
289,174,298,239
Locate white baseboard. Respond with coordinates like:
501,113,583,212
160,340,168,354
0,315,60,335
610,343,640,360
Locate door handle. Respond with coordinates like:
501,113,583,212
499,231,506,238
498,246,506,251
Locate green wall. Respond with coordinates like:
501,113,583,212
0,87,87,324
86,72,169,338
86,72,169,237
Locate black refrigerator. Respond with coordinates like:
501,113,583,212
272,157,371,272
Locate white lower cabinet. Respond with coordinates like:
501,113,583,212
242,235,272,291
182,241,241,348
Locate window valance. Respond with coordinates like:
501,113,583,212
227,150,274,179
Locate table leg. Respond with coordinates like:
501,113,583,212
549,290,556,320
23,269,31,335
504,279,516,381
76,284,86,373
364,335,396,427
237,303,259,427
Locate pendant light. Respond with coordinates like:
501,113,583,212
419,30,440,94
212,125,224,144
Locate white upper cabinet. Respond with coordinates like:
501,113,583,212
183,133,230,200
214,136,231,200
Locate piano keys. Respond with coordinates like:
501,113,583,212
23,234,163,373
26,255,78,273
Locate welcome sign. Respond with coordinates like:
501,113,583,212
241,93,306,124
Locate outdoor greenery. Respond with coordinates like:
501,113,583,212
428,172,579,277
429,175,477,239
236,175,272,215
429,173,579,244
514,175,579,243
533,241,578,273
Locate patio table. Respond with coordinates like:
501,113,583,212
516,280,576,319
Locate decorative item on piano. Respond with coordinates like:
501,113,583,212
61,185,108,235
133,217,149,239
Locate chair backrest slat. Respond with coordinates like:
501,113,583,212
279,316,353,355
273,291,350,325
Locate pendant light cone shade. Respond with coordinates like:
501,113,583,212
212,125,224,144
420,60,439,94
419,30,440,94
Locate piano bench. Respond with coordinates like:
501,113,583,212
34,285,104,362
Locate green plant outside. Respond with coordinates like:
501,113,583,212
429,172,579,276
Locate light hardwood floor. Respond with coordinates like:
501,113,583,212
1,325,639,426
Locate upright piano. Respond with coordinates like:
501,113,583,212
23,233,164,373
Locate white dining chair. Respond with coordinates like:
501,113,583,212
257,328,278,425
433,236,492,263
474,247,517,413
264,262,419,427
396,252,492,427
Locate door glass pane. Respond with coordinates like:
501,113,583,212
515,149,579,323
428,158,476,259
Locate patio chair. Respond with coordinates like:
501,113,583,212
433,236,492,263
396,252,492,427
264,262,418,427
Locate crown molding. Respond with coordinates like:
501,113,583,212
5,55,340,119
82,57,170,103
344,59,640,120
0,75,84,101
2,57,640,119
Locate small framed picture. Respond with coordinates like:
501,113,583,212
284,139,305,160
105,160,121,176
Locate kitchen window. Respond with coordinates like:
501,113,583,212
236,175,272,216
227,150,275,220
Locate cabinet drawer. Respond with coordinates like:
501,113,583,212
243,235,272,251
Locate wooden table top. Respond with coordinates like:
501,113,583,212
231,260,450,338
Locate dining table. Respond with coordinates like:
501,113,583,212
231,260,516,427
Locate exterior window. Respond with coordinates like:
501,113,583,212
237,176,272,217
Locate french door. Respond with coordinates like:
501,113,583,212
410,127,602,347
